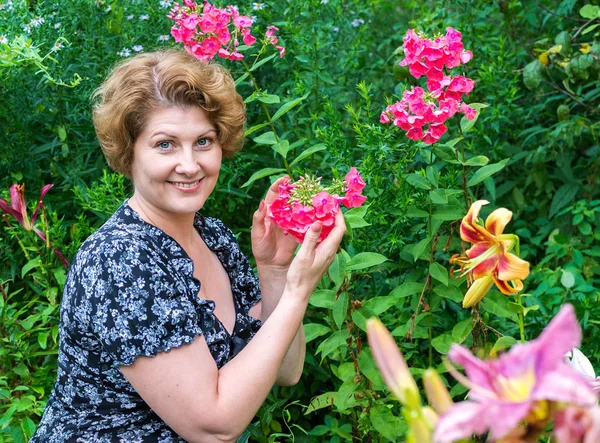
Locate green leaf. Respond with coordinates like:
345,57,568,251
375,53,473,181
580,4,600,19
351,309,368,332
452,318,473,344
22,257,42,279
271,92,310,122
38,331,49,349
429,262,449,286
491,336,517,354
289,143,327,167
333,292,348,329
406,173,431,190
57,125,67,141
433,284,464,303
328,252,347,290
345,252,388,271
309,289,336,308
21,417,36,439
432,205,465,221
358,349,386,390
241,167,285,188
253,131,278,145
370,405,407,440
316,330,348,361
249,52,277,72
304,323,331,343
388,281,425,299
462,155,489,166
244,121,270,137
431,333,453,354
257,94,280,104
429,189,448,204
305,392,337,414
271,140,290,158
404,237,432,262
13,362,30,378
523,60,543,90
467,158,509,187
549,184,579,219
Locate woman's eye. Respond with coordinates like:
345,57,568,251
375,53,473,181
197,138,211,148
156,141,172,150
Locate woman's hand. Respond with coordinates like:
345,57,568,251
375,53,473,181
285,210,346,300
251,176,298,274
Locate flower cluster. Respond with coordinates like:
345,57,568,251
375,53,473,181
168,0,283,62
380,28,475,144
268,168,366,243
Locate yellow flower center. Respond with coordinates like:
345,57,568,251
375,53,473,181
495,369,536,402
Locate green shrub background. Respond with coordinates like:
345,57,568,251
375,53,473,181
0,0,599,441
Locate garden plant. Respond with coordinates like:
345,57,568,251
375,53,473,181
1,0,599,441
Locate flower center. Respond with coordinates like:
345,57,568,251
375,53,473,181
495,369,536,403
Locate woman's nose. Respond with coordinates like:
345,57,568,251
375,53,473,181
175,148,201,176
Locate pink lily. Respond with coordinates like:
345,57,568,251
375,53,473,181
435,304,598,442
0,184,69,267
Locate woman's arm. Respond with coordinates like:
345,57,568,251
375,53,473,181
121,215,345,442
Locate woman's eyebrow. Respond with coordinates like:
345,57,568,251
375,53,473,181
150,129,217,139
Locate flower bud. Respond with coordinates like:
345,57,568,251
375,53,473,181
423,368,453,415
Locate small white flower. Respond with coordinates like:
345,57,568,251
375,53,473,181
118,48,131,57
0,5,5,11
51,41,63,51
332,26,339,32
54,22,61,29
159,0,171,7
157,35,170,42
251,2,264,10
22,24,31,33
321,0,328,3
139,14,150,20
351,18,365,27
31,16,45,27
105,5,112,12
126,14,134,20
132,45,143,52
0,36,8,44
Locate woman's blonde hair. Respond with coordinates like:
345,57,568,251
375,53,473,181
92,50,245,177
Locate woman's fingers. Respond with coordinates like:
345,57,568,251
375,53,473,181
252,200,267,238
296,222,322,262
318,211,346,253
264,176,289,205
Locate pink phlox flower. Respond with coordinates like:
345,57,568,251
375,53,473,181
341,167,367,208
423,122,447,144
313,191,337,218
435,304,598,443
241,28,256,46
275,45,285,57
379,112,390,124
171,24,195,44
182,0,196,8
460,102,476,121
266,25,279,43
200,36,221,56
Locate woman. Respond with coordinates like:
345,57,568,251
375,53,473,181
31,50,345,442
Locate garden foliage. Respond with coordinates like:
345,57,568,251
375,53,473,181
0,0,599,441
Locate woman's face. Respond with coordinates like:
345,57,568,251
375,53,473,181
130,106,222,217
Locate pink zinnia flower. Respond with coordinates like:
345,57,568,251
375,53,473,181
435,304,598,442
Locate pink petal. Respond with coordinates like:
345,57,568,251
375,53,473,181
448,345,495,393
434,401,489,442
31,183,53,224
534,365,598,407
534,304,582,372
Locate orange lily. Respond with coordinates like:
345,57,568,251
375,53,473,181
451,200,530,308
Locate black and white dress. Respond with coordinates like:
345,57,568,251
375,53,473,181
31,201,262,442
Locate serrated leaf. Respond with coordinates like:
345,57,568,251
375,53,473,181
429,262,449,286
467,158,509,187
345,252,388,271
241,167,285,188
289,143,327,166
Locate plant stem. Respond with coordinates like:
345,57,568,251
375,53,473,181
516,293,525,343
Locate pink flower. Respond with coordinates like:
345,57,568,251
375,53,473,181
435,304,598,442
554,405,600,443
275,45,285,57
241,28,256,46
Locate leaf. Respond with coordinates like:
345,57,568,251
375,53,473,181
244,121,270,137
271,140,290,159
345,253,388,271
304,323,331,343
333,292,348,329
491,336,517,355
429,263,449,286
253,131,278,145
305,392,337,414
452,318,473,344
467,158,509,187
241,167,285,188
57,125,67,141
549,184,579,219
370,405,407,440
289,143,327,167
328,252,347,290
523,60,543,90
387,281,425,299
271,92,310,122
257,94,280,104
316,330,348,361
22,257,42,279
463,155,489,166
431,333,453,354
561,270,575,289
309,289,336,308
429,189,448,204
249,52,277,72
432,205,465,221
358,349,386,390
406,173,431,190
580,4,600,19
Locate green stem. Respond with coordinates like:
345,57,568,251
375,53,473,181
241,59,293,177
516,293,525,343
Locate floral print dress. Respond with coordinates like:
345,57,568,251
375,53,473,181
31,201,262,442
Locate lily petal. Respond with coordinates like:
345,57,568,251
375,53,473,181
493,275,523,295
567,348,597,379
448,345,496,394
535,304,582,372
462,275,494,307
460,200,490,243
485,207,512,236
533,365,597,407
467,242,500,279
497,251,530,281
434,401,489,442
0,197,20,219
9,184,28,228
367,318,421,409
31,184,53,225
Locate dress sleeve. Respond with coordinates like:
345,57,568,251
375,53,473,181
88,238,205,366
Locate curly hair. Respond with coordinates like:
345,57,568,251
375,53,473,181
92,50,246,177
